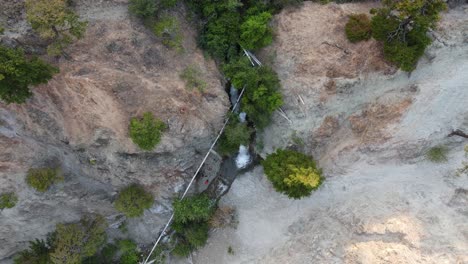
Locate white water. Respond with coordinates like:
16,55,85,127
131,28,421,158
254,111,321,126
239,112,247,123
235,145,252,169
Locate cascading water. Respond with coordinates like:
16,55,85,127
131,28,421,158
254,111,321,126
235,111,251,169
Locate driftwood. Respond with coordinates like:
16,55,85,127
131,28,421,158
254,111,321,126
448,129,468,139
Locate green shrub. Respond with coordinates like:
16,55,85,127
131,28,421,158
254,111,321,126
129,0,158,19
262,149,323,199
370,0,446,71
114,184,154,218
152,15,183,51
239,12,273,50
172,194,214,224
14,239,51,264
129,112,167,151
118,239,140,264
426,146,448,163
345,14,371,43
182,221,209,248
172,239,191,257
0,46,58,104
223,58,283,129
0,192,18,209
180,66,207,92
26,167,64,192
25,0,87,56
50,215,107,264
218,118,253,155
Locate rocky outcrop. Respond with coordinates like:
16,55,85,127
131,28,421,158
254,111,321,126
0,1,229,261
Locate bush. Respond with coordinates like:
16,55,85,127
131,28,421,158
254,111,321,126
239,12,274,50
14,239,51,264
25,0,87,56
50,215,107,264
115,184,154,217
26,167,64,192
172,239,191,257
129,0,158,19
426,146,448,163
118,239,140,264
180,66,207,92
129,112,167,151
224,58,283,129
152,15,183,51
345,14,371,43
262,149,323,199
0,46,58,104
218,118,253,155
370,0,446,71
0,192,18,209
172,194,214,224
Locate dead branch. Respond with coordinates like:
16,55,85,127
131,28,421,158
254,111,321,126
321,41,350,55
448,129,468,139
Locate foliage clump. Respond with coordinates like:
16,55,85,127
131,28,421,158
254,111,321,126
49,215,107,264
240,12,274,50
180,66,207,92
345,14,371,42
426,145,448,163
114,184,154,218
25,0,87,56
152,15,183,51
171,194,214,257
262,149,323,199
129,112,167,151
26,167,64,192
224,57,283,129
370,0,446,71
0,46,58,104
0,192,18,209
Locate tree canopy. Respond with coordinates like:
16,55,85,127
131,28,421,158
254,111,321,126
0,46,58,104
240,12,273,50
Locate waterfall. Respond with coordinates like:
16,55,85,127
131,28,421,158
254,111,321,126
235,145,251,169
239,112,247,123
230,85,239,112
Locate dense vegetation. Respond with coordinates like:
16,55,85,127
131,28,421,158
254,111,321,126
0,46,58,104
217,115,253,155
370,0,446,71
0,192,18,209
171,194,215,256
26,167,64,192
345,14,372,42
114,184,154,218
25,0,87,56
14,215,106,264
129,112,167,151
262,149,323,199
224,57,283,129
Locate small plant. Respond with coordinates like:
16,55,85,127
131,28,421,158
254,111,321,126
262,149,323,199
227,246,234,255
0,192,18,209
345,14,372,43
180,66,207,92
129,112,167,151
26,167,64,192
426,146,448,163
114,184,154,218
153,15,183,51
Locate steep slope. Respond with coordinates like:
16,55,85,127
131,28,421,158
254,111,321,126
192,3,468,264
0,0,229,261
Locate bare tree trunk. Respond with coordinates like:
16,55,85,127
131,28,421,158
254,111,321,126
448,129,468,139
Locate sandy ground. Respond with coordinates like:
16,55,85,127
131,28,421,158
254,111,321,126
184,3,468,264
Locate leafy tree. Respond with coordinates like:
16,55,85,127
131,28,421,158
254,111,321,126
26,167,64,192
218,117,253,155
25,0,88,56
224,57,283,128
345,14,372,42
239,12,273,50
370,0,446,71
114,184,154,218
0,46,58,104
172,194,214,224
262,149,323,199
14,239,51,264
129,112,167,151
49,215,107,264
0,192,18,209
